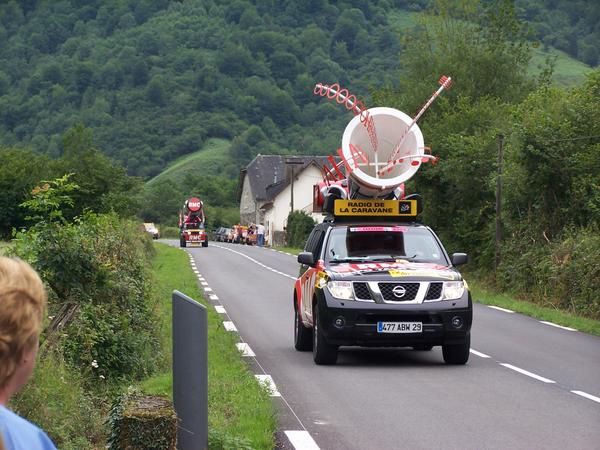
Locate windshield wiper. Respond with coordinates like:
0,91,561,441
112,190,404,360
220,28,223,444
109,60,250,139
329,257,371,264
369,255,418,262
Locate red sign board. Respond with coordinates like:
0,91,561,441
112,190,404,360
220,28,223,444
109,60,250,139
187,197,202,212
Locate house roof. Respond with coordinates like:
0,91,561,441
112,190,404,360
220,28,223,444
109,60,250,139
238,155,339,202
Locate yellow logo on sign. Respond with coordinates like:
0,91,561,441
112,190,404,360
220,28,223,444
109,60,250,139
334,200,416,216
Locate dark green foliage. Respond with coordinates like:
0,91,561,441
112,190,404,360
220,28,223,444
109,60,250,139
0,0,404,179
286,211,316,249
374,3,599,319
497,227,600,320
515,0,599,66
12,210,160,381
11,349,105,450
0,125,142,237
208,429,254,450
0,147,53,237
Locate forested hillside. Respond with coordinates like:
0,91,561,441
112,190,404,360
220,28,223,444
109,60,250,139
0,0,596,181
0,0,404,178
1,0,598,318
515,0,599,66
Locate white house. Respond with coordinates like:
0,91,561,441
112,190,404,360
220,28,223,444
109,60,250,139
238,155,334,246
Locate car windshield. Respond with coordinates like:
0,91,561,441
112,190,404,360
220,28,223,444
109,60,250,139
325,226,447,265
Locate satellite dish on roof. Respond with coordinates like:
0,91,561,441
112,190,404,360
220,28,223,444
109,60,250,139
341,107,425,198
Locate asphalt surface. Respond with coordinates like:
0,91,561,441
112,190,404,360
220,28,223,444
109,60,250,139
168,240,600,450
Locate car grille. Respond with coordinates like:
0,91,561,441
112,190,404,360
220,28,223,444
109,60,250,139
379,282,420,301
353,282,372,300
425,282,443,300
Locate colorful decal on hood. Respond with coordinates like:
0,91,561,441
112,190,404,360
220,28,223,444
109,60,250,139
329,261,459,280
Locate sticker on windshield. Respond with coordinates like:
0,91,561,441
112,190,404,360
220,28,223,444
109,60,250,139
349,226,407,233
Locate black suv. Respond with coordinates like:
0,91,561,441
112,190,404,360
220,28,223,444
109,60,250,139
293,218,472,365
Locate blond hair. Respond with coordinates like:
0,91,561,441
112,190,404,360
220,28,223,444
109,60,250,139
0,257,47,389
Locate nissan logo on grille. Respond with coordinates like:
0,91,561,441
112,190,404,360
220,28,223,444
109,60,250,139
392,285,407,298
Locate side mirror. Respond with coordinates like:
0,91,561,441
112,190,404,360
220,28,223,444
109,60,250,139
297,252,315,266
451,253,468,266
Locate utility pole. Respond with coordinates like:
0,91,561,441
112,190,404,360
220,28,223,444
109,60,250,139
495,134,504,274
285,158,304,214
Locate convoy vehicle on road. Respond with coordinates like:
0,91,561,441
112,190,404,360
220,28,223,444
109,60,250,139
295,77,471,365
293,198,472,365
179,197,208,248
143,222,160,239
215,227,232,242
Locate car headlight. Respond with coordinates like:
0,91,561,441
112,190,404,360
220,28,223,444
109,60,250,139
442,281,465,300
327,281,355,300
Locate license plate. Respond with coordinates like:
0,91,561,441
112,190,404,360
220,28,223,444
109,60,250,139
377,322,422,333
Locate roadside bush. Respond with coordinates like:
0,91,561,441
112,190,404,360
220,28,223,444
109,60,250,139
10,350,104,450
286,211,315,249
12,212,160,382
160,226,180,238
497,226,600,319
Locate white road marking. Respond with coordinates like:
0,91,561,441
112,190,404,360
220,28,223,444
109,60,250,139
214,305,226,314
209,294,219,300
540,321,577,331
201,281,209,286
571,390,600,404
193,270,200,274
255,374,281,397
214,245,296,280
223,321,237,332
236,343,256,357
500,363,556,383
284,431,320,450
488,305,515,314
470,348,491,358
204,287,213,292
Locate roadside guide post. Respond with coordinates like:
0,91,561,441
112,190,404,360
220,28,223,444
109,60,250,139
172,290,208,450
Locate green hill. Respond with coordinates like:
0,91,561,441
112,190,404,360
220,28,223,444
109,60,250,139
529,47,594,86
146,138,234,187
387,10,593,87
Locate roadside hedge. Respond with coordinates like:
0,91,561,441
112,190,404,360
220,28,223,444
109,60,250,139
286,211,315,249
497,226,600,320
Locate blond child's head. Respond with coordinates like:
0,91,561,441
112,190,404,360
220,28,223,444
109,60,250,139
0,257,47,392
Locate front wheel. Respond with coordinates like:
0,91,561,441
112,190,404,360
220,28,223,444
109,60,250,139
312,306,337,365
180,238,186,248
442,333,470,365
202,240,208,247
294,306,312,351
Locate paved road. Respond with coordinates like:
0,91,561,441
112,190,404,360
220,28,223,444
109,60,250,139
170,240,600,450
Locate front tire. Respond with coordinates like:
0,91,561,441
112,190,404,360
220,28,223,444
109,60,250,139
442,333,470,365
202,240,208,247
294,305,312,351
312,306,337,365
180,237,186,248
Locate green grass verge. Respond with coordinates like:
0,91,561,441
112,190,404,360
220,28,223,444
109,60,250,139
273,246,302,255
139,243,276,449
277,246,600,335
